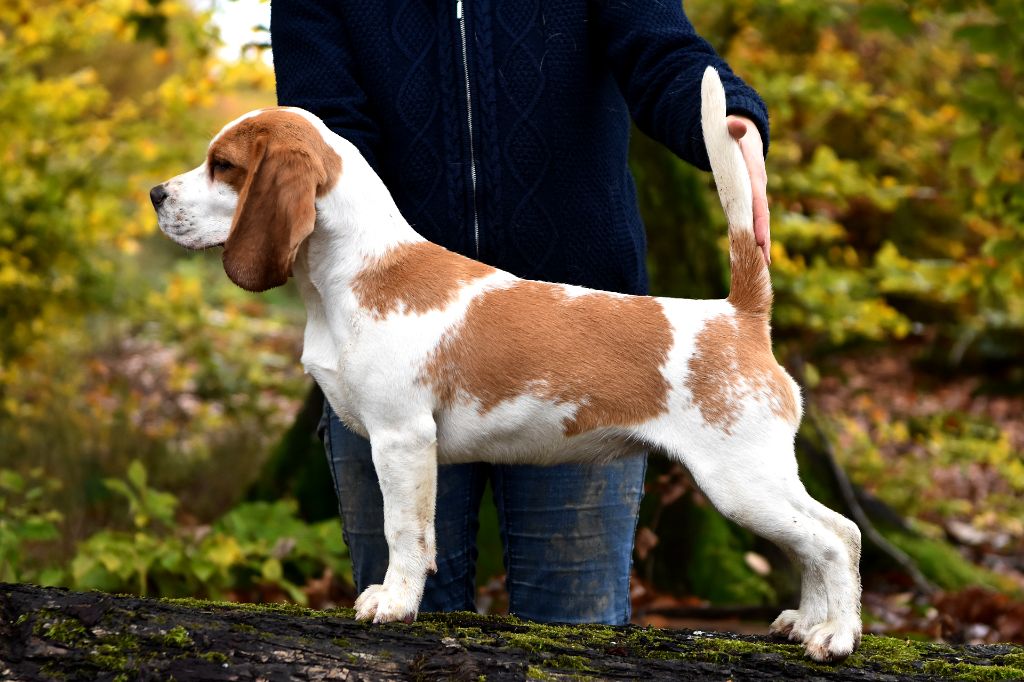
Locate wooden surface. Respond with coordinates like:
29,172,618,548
3,583,1023,680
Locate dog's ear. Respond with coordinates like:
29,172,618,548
222,134,324,292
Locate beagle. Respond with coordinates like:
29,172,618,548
151,68,862,663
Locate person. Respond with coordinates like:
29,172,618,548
271,0,771,625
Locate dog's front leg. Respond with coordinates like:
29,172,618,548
353,427,438,623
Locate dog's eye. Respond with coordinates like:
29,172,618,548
210,159,234,174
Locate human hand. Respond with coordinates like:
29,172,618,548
725,116,770,266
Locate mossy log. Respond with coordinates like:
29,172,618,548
4,584,1024,680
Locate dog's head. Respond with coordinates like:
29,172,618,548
151,108,341,292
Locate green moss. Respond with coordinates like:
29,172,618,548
683,636,799,664
843,636,1024,679
159,596,356,621
544,654,590,671
100,632,141,653
887,532,1014,592
503,631,579,654
199,651,230,664
526,665,556,681
922,661,1024,680
413,612,618,656
88,643,129,671
619,626,680,657
845,635,925,674
994,652,1024,667
453,626,485,640
74,594,1021,680
35,611,88,646
161,625,194,648
39,662,69,680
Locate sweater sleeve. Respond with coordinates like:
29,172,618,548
271,0,380,171
590,1,769,171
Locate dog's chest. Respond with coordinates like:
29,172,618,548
300,314,362,418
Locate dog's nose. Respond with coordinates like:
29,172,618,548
149,184,169,209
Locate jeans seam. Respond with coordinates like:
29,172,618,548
623,453,649,624
492,469,514,615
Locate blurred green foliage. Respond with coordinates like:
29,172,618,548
0,0,303,555
70,460,349,603
668,0,1024,360
0,469,64,585
0,462,349,603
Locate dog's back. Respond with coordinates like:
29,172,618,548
153,68,861,662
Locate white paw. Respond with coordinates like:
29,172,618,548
769,609,815,643
803,620,862,663
353,583,419,624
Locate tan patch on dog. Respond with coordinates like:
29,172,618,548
213,109,342,292
686,313,799,432
353,242,496,319
209,109,341,198
727,229,773,316
424,282,673,436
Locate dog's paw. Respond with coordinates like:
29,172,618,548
354,583,418,624
802,620,862,664
769,609,814,643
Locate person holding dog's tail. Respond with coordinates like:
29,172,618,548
272,0,769,624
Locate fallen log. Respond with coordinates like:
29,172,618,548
2,583,1022,680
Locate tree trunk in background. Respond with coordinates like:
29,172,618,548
246,385,336,522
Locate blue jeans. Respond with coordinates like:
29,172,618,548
321,404,646,625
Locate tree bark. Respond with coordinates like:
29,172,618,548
3,583,1022,681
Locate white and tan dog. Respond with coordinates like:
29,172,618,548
151,68,862,662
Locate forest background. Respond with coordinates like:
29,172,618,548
1,0,1022,644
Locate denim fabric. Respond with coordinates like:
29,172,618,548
321,403,646,625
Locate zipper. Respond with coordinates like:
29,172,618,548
456,0,481,257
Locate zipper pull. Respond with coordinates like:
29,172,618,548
456,0,463,20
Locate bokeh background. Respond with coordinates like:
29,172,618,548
1,0,1022,644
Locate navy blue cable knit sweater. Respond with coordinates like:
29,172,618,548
272,0,769,295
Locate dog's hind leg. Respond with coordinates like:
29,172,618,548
666,431,862,663
353,421,438,623
802,497,863,654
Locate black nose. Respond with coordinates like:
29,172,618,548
150,184,169,209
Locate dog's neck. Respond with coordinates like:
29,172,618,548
302,132,421,280
292,131,422,350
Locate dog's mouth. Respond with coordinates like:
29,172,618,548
156,216,226,252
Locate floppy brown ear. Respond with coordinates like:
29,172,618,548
222,135,322,292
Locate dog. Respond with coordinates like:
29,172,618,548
151,67,862,662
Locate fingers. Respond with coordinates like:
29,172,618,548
740,156,769,262
727,117,771,267
751,174,771,267
728,119,747,140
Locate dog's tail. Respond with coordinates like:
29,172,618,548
701,66,771,317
